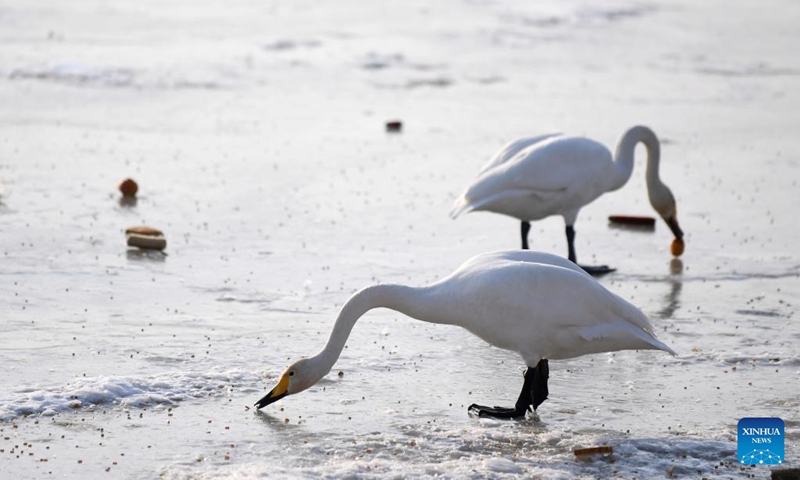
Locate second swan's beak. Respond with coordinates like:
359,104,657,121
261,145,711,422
255,374,289,409
664,214,684,240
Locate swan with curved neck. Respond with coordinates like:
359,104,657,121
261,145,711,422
450,126,684,273
255,250,676,418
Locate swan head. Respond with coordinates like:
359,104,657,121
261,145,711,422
254,357,327,409
649,184,683,240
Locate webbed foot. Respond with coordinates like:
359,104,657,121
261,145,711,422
578,264,615,276
467,359,549,419
468,404,528,419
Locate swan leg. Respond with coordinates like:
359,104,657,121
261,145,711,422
566,225,616,276
530,359,549,410
520,221,531,250
565,225,577,263
468,360,549,419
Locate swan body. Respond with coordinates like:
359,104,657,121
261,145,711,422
255,250,676,416
450,126,684,265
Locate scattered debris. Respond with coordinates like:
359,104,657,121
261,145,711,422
125,226,166,251
574,446,613,456
125,226,163,236
386,120,402,133
671,238,685,257
118,178,139,197
772,468,800,480
608,215,655,226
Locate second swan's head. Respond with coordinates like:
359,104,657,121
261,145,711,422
649,183,683,241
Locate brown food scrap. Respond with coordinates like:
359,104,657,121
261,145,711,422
608,215,655,226
671,238,685,257
773,468,800,480
118,178,138,197
126,233,167,251
386,120,402,133
574,446,613,456
124,226,163,237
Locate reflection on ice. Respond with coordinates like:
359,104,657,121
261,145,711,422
656,259,683,319
126,249,167,262
118,196,137,208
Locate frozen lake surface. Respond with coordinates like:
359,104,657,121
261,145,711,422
1,0,798,477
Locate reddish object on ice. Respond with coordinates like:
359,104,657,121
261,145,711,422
385,120,402,133
118,178,139,197
125,226,166,251
608,215,655,226
574,446,613,456
671,238,685,257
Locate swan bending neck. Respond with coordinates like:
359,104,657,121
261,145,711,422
316,284,426,370
610,125,661,191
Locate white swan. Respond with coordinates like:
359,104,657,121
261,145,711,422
450,126,684,270
255,250,676,418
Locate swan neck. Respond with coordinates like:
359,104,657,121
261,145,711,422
611,125,662,191
315,284,427,373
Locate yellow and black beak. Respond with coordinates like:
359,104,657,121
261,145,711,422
664,214,684,241
254,374,289,410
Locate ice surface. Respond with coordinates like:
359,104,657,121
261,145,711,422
1,0,799,478
0,369,258,421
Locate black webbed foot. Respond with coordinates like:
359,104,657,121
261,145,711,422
467,360,550,419
578,264,615,276
468,404,528,419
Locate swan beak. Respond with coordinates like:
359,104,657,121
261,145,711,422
664,215,683,240
254,374,289,409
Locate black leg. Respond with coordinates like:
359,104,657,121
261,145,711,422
531,359,549,411
521,221,531,250
468,360,549,419
565,225,576,263
566,225,616,276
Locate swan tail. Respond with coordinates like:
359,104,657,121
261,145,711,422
606,290,678,357
449,196,474,219
646,336,677,356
